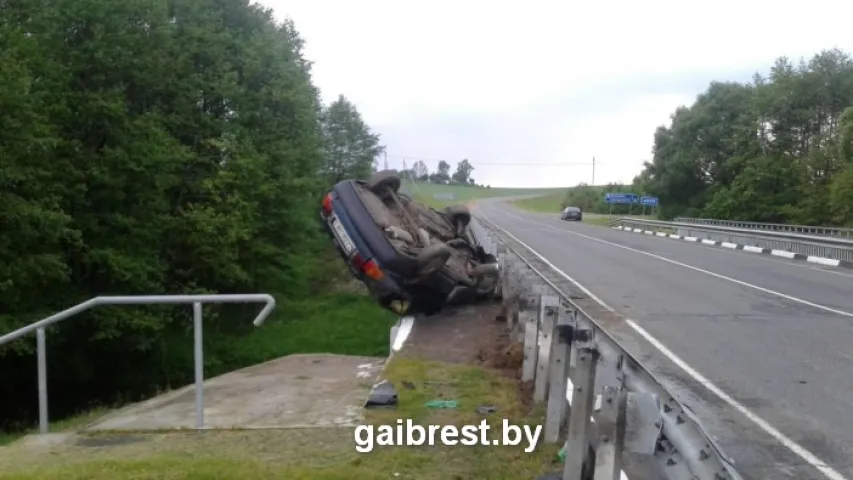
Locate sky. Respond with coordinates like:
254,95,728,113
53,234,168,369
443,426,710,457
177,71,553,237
265,0,853,188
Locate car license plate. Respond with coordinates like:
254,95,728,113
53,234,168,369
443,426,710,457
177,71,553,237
330,215,356,255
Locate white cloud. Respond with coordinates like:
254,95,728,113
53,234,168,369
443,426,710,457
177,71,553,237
264,0,853,187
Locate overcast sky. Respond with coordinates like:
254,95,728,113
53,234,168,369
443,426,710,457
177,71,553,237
266,0,852,188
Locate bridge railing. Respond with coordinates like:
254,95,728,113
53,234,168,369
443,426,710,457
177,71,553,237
470,217,742,480
610,217,853,262
0,294,276,434
673,217,853,240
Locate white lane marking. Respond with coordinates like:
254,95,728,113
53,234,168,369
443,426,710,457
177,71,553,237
495,209,853,319
624,320,848,480
480,207,850,480
771,250,797,259
611,219,853,279
556,205,853,279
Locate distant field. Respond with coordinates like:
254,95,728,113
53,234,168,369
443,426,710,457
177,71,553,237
402,181,568,208
510,193,564,213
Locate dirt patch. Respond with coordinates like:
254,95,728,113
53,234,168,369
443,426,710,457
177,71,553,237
398,299,532,411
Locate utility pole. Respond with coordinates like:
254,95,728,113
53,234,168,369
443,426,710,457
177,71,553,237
383,151,389,170
592,156,595,185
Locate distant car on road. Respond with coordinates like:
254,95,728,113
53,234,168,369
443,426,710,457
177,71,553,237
560,206,582,221
320,170,499,317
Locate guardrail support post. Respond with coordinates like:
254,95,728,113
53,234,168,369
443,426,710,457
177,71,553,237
563,346,600,479
534,295,560,404
593,385,627,480
193,302,204,429
36,327,48,434
520,294,540,382
544,320,573,443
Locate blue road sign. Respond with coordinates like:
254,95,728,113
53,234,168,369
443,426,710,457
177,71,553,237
604,192,639,204
640,196,659,207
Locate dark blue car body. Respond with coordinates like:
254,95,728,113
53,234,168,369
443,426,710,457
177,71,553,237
320,179,459,316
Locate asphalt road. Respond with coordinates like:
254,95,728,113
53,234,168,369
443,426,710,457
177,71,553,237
476,199,853,480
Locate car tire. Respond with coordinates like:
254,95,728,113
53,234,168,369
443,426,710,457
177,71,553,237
367,170,402,199
444,205,471,229
415,242,452,276
470,262,499,294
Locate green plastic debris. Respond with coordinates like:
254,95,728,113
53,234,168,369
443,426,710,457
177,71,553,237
557,441,568,462
424,400,458,409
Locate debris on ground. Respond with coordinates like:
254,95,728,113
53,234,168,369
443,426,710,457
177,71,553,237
401,380,415,390
476,405,497,414
364,380,398,408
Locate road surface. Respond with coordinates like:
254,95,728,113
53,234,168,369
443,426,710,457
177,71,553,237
476,199,853,480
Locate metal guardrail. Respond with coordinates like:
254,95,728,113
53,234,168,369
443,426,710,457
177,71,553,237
612,217,853,262
674,217,853,240
468,217,742,480
0,294,276,434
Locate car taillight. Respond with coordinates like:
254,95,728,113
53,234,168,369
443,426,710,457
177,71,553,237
321,193,333,217
362,259,384,281
352,253,384,281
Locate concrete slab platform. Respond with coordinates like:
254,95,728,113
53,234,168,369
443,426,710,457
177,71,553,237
85,353,385,431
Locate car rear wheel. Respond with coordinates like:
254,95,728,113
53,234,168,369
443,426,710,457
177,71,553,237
470,262,499,294
415,242,452,276
444,205,471,231
367,170,402,199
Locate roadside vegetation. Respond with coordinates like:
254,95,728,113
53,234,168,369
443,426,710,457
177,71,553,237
517,49,853,226
0,0,397,440
636,49,853,225
0,0,569,450
408,183,566,209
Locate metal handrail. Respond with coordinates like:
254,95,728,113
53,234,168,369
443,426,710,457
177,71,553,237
0,294,276,434
613,217,853,248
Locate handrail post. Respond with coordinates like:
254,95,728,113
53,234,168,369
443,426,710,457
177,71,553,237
36,327,48,434
193,302,204,429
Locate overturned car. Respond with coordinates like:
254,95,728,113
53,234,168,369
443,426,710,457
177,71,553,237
320,170,500,316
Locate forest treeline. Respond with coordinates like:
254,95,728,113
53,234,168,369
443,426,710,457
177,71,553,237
563,49,853,225
0,0,386,431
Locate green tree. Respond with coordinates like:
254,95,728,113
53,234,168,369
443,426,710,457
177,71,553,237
0,0,384,431
320,95,384,184
430,160,451,183
451,159,474,184
637,48,853,224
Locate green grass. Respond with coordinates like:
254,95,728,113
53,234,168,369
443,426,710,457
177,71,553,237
510,193,565,213
402,182,568,208
0,408,111,446
0,358,561,479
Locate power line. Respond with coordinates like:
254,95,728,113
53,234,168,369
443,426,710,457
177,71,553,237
385,153,629,167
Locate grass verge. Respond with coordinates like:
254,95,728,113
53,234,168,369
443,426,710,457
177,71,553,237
403,183,567,209
0,409,110,447
0,357,560,479
510,194,565,213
